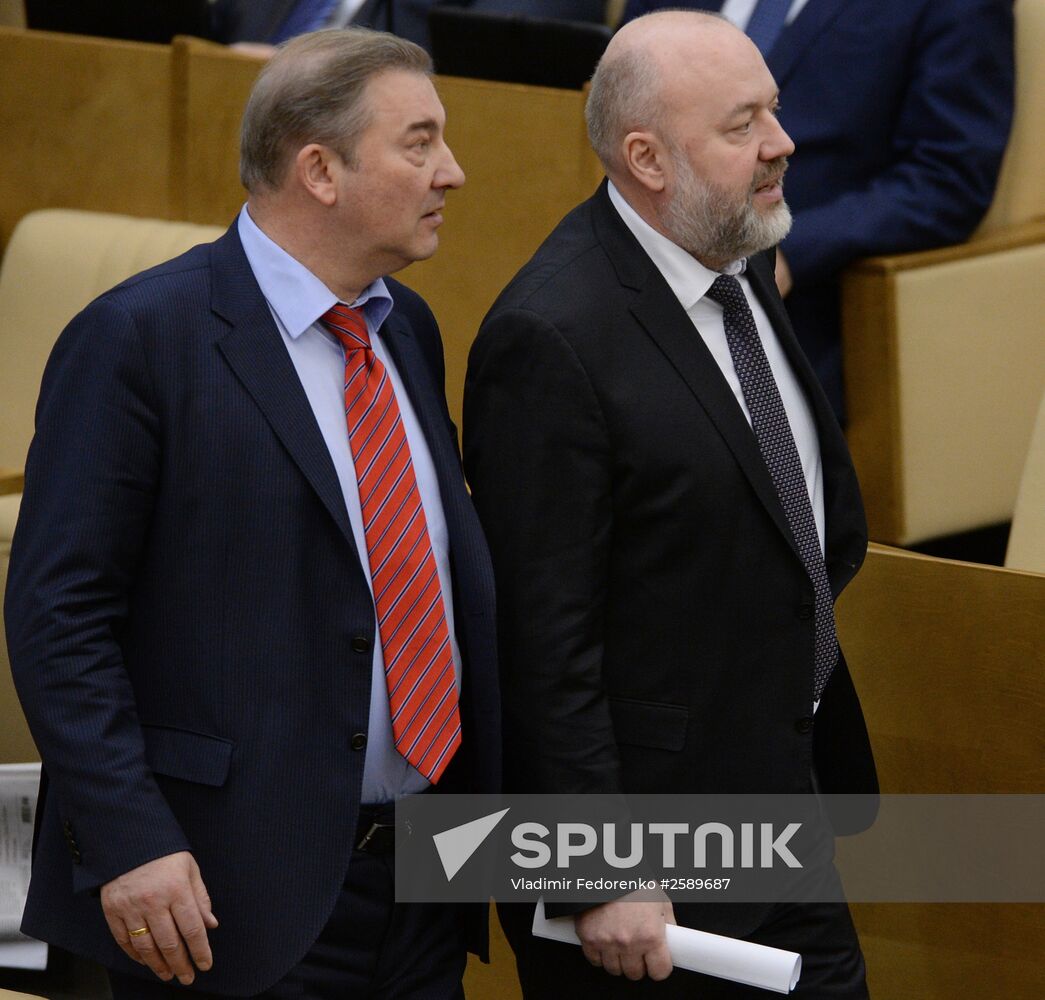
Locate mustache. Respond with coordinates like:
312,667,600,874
752,157,789,191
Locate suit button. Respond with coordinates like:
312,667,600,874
795,717,814,735
70,848,82,864
797,603,814,620
351,636,371,654
351,733,367,751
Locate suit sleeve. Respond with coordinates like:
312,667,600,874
5,296,191,893
782,0,1015,285
464,308,623,794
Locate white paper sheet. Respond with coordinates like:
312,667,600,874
0,762,48,969
532,897,801,994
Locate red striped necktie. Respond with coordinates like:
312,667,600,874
321,303,461,783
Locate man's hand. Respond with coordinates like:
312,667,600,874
775,250,793,297
101,851,218,985
575,889,676,981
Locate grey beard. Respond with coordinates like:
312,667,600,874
663,162,793,266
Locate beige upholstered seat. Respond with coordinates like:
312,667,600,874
1005,387,1045,573
0,209,223,765
842,0,1045,546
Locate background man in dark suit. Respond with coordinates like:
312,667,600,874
622,0,1015,418
465,10,875,997
214,0,608,51
6,27,498,1000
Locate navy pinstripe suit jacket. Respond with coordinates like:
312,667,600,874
5,223,500,994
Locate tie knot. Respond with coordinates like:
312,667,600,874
321,303,371,351
706,273,745,312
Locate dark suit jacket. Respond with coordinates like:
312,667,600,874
5,224,499,995
25,0,212,43
213,0,605,49
210,0,420,45
464,183,876,934
623,0,1015,415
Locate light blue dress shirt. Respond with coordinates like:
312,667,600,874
237,206,462,803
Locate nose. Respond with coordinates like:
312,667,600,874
762,115,795,161
436,143,466,190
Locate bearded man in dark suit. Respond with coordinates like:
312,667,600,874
465,11,875,998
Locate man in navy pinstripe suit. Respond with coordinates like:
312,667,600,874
6,27,499,999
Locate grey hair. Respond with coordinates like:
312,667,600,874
240,27,432,193
585,47,663,174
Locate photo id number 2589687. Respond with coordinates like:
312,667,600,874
660,878,732,891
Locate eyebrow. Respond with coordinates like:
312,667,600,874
404,118,439,136
725,94,781,119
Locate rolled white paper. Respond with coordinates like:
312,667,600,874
532,897,801,994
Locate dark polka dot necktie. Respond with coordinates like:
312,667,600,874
706,274,838,701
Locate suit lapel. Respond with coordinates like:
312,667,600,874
744,252,823,417
208,226,357,550
591,189,801,558
664,0,847,90
767,0,848,87
379,312,460,491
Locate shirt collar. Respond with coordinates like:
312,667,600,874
237,204,394,339
606,181,746,310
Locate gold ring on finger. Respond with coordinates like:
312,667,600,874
128,926,150,937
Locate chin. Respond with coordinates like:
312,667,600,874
755,202,793,246
412,236,440,261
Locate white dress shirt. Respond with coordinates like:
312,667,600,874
237,206,462,803
607,182,826,554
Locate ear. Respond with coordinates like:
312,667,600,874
622,130,668,193
293,143,341,207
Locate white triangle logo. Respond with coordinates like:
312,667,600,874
432,808,511,881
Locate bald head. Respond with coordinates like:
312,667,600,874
586,11,794,269
586,12,756,176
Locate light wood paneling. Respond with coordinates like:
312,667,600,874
170,35,261,223
0,468,24,495
0,0,25,28
403,75,599,429
0,27,172,247
464,909,522,1000
837,544,1045,997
